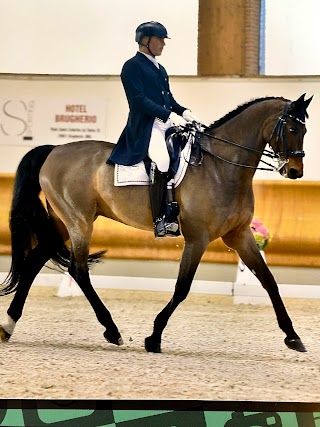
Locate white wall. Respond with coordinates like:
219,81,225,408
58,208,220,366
1,0,320,77
0,0,198,75
0,75,318,180
265,0,320,75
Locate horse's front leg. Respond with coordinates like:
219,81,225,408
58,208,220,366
145,237,208,353
223,229,306,352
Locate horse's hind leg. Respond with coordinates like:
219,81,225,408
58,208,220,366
69,256,123,345
223,230,306,352
0,243,51,341
145,238,208,353
68,225,123,346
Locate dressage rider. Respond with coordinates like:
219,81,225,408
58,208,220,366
108,21,200,238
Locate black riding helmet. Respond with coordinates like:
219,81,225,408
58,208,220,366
135,21,170,57
135,21,170,43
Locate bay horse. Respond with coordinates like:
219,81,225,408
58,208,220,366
0,94,312,353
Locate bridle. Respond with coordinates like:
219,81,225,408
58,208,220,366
183,102,306,172
268,101,305,159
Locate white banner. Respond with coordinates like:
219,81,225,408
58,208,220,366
0,97,107,146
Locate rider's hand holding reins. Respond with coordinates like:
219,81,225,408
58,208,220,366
168,110,202,128
168,112,187,127
182,109,201,124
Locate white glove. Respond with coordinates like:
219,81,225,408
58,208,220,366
168,112,187,127
182,109,201,123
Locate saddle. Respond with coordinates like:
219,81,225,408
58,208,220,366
143,124,203,180
165,124,203,179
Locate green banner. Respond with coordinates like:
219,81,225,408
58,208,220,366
0,401,319,426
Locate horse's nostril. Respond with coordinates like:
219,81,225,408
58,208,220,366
289,168,302,179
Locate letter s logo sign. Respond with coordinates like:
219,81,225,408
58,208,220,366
1,100,28,135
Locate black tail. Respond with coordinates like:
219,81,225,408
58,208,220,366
0,145,105,296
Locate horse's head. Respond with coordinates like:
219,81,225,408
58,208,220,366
269,93,313,179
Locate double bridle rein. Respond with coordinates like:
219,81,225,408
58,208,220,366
185,101,306,172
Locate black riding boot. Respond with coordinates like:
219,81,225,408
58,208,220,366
149,163,180,238
149,163,167,238
166,182,181,237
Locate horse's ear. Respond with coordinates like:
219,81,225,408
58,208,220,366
289,93,312,120
297,93,306,102
304,95,313,110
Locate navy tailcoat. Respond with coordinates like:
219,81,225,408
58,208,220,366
108,52,187,166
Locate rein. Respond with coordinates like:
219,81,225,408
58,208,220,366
194,129,278,171
183,102,306,172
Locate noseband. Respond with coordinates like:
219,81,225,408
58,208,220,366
269,101,305,159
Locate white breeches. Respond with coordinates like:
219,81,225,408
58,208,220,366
148,118,171,172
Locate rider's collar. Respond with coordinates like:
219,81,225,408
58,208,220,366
139,51,160,69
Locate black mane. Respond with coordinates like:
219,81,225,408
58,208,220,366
207,96,287,130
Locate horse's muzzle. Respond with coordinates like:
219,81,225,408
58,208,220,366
279,162,303,179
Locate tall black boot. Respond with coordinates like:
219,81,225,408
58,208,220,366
165,181,181,237
149,163,167,238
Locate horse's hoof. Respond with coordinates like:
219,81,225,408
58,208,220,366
145,336,161,353
103,330,123,346
285,337,307,352
0,326,11,342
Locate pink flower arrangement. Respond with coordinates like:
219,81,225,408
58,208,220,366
250,218,270,250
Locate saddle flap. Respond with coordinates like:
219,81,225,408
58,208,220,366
114,133,193,188
165,127,188,179
189,131,203,166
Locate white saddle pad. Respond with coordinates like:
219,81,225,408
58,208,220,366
114,137,192,188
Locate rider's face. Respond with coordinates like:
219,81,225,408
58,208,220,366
147,36,166,56
149,36,166,56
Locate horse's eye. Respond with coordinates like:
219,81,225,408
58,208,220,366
289,127,297,133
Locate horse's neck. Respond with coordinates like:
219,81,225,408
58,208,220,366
202,103,281,182
211,101,283,155
217,105,275,148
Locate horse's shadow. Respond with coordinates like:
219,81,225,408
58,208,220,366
5,336,305,364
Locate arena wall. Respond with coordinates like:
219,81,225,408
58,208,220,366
0,75,319,268
1,176,319,268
